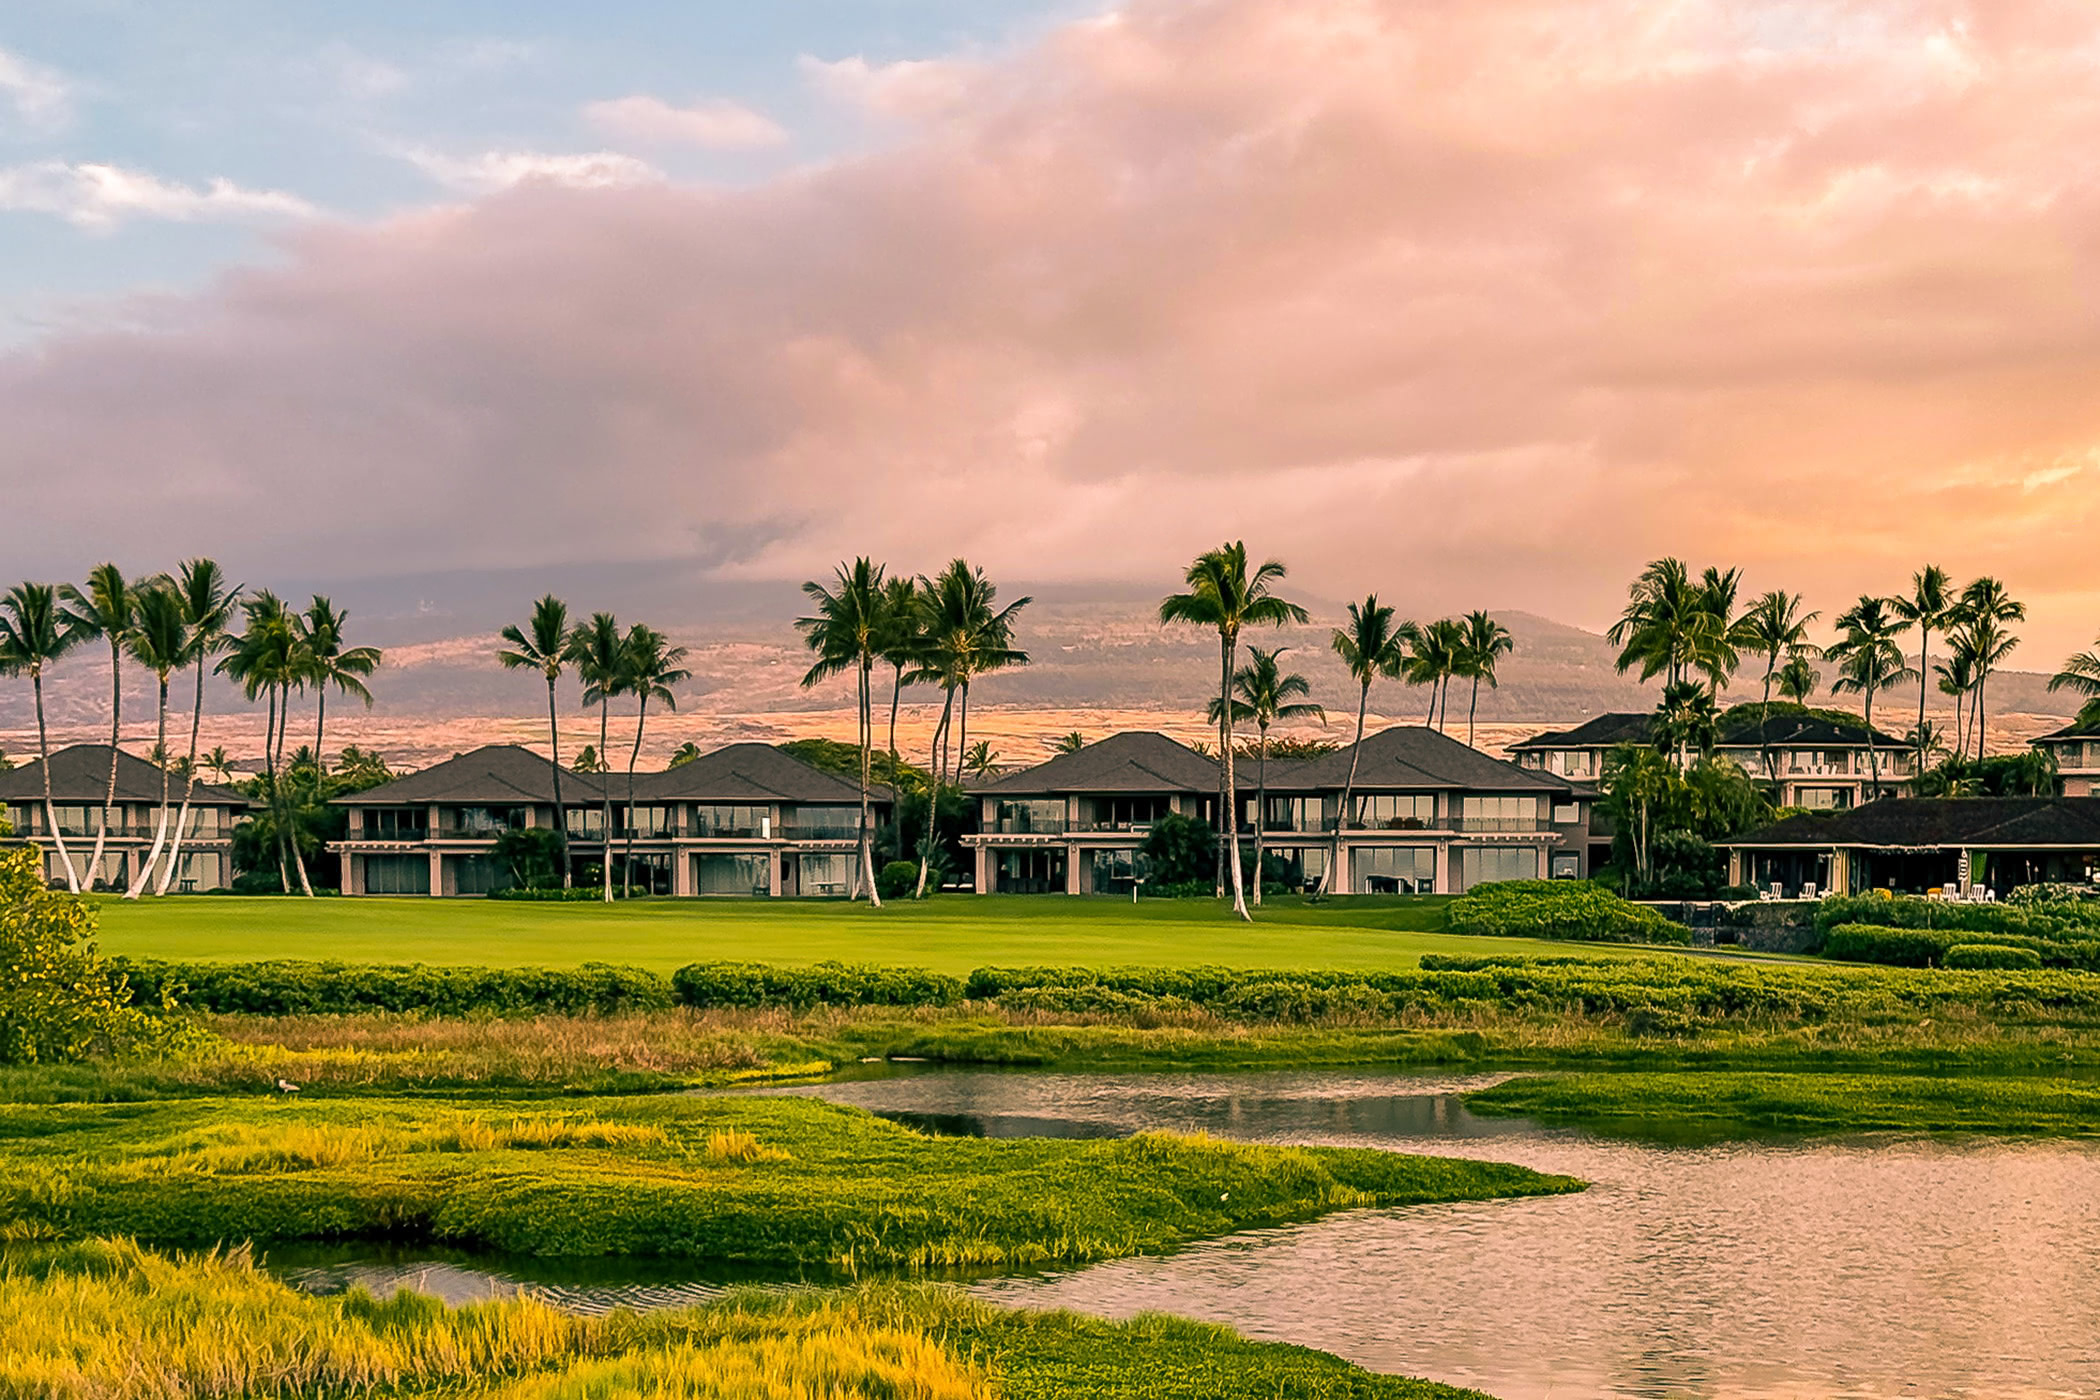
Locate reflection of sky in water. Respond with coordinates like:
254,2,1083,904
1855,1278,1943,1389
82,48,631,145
777,1069,2100,1400
266,1068,2100,1399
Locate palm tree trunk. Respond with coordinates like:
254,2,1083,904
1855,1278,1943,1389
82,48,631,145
315,688,327,767
1466,676,1480,748
1975,672,1988,761
957,682,970,783
125,675,173,898
547,675,570,888
1915,628,1931,772
264,686,291,894
915,686,955,899
599,696,614,902
1318,681,1369,897
280,689,315,897
156,657,208,896
860,658,882,908
1221,635,1249,921
624,695,648,897
33,672,81,893
85,637,120,890
1760,663,1776,782
1865,689,1879,799
888,664,903,769
1252,728,1267,908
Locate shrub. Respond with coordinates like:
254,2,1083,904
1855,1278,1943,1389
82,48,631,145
490,887,623,902
1816,893,2100,943
492,828,565,891
115,960,673,1016
1138,812,1216,886
671,961,964,1009
1147,880,1217,899
1945,943,2044,970
1816,919,2100,970
0,847,161,1063
2005,882,2099,906
876,861,919,901
1445,880,1692,945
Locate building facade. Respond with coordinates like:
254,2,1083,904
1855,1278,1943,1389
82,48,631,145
2031,718,2100,796
0,744,246,891
964,726,1594,894
1722,798,2100,897
332,743,889,897
1509,706,1913,810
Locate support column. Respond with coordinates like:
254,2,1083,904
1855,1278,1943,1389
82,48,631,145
974,843,991,894
428,849,444,898
768,851,783,897
345,854,363,896
1064,843,1080,895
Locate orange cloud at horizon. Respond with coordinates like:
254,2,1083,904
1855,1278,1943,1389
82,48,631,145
5,0,2100,655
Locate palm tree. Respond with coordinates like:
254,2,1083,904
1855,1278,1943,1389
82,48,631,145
1654,678,1720,766
1827,595,1917,799
616,623,690,896
573,745,607,774
155,561,240,896
299,597,380,765
0,583,85,891
1601,743,1674,888
1891,566,1954,770
1052,731,1086,754
797,560,889,907
1159,542,1307,922
1321,596,1411,896
1777,649,1821,704
498,595,573,887
1457,611,1514,748
202,746,235,784
121,584,191,898
668,741,703,768
568,612,625,903
1409,618,1467,732
1208,646,1322,907
219,591,314,895
1694,566,1744,694
1738,591,1818,780
964,740,999,778
1608,558,1700,689
1957,577,2024,760
58,564,138,891
876,575,924,769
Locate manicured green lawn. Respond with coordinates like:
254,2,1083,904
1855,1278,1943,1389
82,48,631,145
85,892,1666,973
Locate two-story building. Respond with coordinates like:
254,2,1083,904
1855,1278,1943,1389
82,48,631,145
964,726,1594,894
0,744,246,891
2031,717,2100,796
1509,706,1912,810
331,742,889,897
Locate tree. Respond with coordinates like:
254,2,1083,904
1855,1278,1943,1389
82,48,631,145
1694,566,1745,694
299,597,380,765
0,584,85,891
1737,590,1818,780
615,623,690,896
1052,731,1086,754
1208,646,1322,907
797,560,889,907
1321,595,1411,896
964,740,999,778
572,745,607,774
1600,744,1674,887
876,575,924,768
668,741,703,768
1956,577,2024,761
1891,566,1954,772
1456,611,1514,748
1406,619,1466,732
1777,649,1820,704
1138,810,1217,887
568,612,626,903
218,591,315,896
1827,595,1916,799
497,595,574,887
0,845,156,1063
1655,679,1719,767
155,561,240,897
202,747,235,784
120,585,190,899
1159,542,1306,921
58,565,138,892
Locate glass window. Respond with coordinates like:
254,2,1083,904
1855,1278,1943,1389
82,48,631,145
1350,845,1435,893
1464,796,1541,831
446,853,511,895
996,799,1065,834
566,806,608,838
1459,846,1540,889
692,805,768,838
1352,794,1436,830
1551,801,1580,825
996,848,1066,893
619,805,675,838
1089,848,1140,893
796,853,852,896
696,852,770,895
363,853,432,895
1262,796,1323,833
365,807,428,840
1087,796,1169,829
446,806,524,836
789,806,856,839
1551,852,1581,879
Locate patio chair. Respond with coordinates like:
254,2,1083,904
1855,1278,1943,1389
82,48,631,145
1802,882,1818,900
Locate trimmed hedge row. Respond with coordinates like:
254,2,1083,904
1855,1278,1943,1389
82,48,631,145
1444,880,1692,945
1945,943,2044,970
1815,894,2100,942
670,962,964,1009
1819,922,2100,971
113,959,675,1016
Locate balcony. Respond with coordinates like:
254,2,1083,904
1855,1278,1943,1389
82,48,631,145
1069,819,1156,833
689,822,769,840
432,825,511,841
989,817,1067,836
783,823,859,841
1454,816,1544,833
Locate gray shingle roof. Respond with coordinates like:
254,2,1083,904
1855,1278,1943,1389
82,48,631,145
0,745,246,807
639,743,876,804
330,745,611,806
1511,707,1904,752
1508,713,1655,750
1725,797,2100,849
1268,725,1572,793
972,731,1221,796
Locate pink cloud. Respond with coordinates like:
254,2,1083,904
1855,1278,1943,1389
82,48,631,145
5,0,2100,653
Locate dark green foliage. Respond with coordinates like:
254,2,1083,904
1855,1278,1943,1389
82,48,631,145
777,738,928,794
489,886,628,902
1946,943,2044,970
0,848,161,1064
228,750,400,890
672,960,965,1009
1138,811,1217,886
1646,830,1724,899
1445,880,1693,944
1912,749,2060,798
492,827,565,891
877,860,920,901
1817,893,2100,941
1819,923,2095,969
113,959,673,1015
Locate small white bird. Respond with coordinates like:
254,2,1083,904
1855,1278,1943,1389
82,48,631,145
275,1078,301,1095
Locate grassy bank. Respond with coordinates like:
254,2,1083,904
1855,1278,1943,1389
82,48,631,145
1,1238,1490,1399
1468,1070,2100,1140
0,1093,1577,1266
85,892,1687,973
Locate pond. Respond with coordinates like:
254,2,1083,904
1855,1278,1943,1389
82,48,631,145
272,1068,2100,1399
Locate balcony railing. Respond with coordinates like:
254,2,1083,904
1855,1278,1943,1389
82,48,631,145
1069,819,1157,833
990,817,1066,835
433,825,513,840
1453,816,1544,833
689,823,769,840
783,824,858,841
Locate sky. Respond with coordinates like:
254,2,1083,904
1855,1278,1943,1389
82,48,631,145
3,0,2100,660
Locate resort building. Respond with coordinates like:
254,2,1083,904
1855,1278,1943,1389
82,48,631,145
1509,707,1914,810
964,726,1596,894
331,742,888,897
0,743,246,891
2030,717,2100,796
1721,798,2100,897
